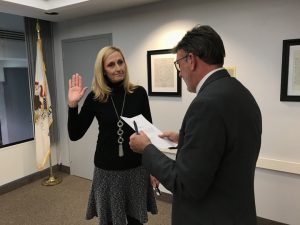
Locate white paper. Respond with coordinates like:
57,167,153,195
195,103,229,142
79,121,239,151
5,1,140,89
121,114,177,149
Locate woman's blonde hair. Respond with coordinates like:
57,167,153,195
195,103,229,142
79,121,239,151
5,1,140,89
91,46,136,102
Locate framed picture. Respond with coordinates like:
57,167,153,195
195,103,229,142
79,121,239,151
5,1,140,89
147,49,181,97
225,66,236,77
280,39,300,101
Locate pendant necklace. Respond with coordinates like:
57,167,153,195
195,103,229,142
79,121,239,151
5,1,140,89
110,92,126,157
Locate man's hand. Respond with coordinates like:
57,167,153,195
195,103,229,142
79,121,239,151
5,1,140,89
150,175,159,188
129,131,151,153
159,131,179,144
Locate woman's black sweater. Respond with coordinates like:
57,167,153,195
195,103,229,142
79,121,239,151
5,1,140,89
68,83,152,170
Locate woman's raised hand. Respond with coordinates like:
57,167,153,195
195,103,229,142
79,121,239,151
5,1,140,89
68,73,88,108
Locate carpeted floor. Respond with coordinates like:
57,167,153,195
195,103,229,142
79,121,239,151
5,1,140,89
0,171,287,225
0,172,170,225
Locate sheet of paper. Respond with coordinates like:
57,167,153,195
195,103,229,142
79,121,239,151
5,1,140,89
121,114,177,149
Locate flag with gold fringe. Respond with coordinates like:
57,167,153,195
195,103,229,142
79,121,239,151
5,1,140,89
34,23,53,170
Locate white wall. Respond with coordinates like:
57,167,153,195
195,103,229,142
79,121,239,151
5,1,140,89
0,141,36,185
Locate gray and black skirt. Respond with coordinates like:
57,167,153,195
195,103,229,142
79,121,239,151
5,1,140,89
86,166,158,225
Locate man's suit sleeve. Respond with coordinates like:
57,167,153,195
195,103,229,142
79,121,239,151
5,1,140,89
142,98,226,200
143,144,177,192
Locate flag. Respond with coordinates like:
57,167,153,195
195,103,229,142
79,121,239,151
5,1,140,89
34,26,53,170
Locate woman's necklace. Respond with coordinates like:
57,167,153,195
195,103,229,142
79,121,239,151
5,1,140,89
110,93,126,157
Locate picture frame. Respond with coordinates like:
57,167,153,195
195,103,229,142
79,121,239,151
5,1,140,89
224,66,236,77
147,49,181,97
280,39,300,101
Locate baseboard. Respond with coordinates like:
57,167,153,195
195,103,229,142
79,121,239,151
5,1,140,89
57,164,71,174
157,192,287,225
0,164,70,195
256,217,288,225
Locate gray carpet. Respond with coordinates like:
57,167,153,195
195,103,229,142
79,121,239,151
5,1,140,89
0,171,286,225
0,172,170,225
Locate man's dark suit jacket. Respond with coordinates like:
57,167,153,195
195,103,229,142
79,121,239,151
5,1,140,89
143,69,262,225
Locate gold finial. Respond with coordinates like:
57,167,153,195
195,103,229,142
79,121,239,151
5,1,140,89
36,20,41,40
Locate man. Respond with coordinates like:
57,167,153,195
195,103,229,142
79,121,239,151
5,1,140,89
129,25,262,225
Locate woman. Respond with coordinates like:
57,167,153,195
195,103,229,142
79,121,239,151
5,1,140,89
68,46,158,225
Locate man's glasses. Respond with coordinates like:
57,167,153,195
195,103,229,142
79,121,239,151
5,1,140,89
174,54,188,72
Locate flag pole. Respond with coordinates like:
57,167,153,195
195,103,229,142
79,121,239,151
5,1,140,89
35,20,62,186
42,149,62,186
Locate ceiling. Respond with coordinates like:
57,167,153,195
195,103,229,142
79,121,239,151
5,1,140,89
0,0,164,22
